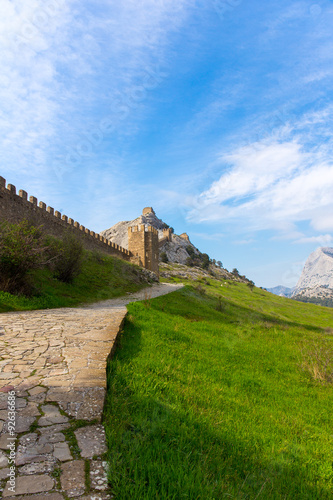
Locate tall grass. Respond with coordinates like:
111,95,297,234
104,283,333,499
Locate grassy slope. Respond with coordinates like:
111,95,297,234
104,280,333,499
0,252,149,312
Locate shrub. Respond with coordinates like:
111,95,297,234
201,253,210,270
51,233,83,283
160,252,168,263
0,220,47,294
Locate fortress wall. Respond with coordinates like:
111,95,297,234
0,177,131,261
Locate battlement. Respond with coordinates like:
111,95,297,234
0,176,131,260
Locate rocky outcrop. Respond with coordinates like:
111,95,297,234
101,208,200,264
292,247,333,301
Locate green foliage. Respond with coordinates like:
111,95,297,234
232,267,240,276
105,282,333,499
0,243,149,312
217,260,223,268
247,280,255,291
0,220,47,294
201,252,210,269
50,232,83,283
160,251,168,263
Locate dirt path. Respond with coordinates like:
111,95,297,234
0,283,183,499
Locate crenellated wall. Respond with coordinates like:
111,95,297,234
0,176,131,261
158,227,172,247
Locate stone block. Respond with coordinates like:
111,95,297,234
60,460,85,497
2,473,54,496
19,190,27,200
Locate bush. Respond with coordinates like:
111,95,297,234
201,253,210,270
51,233,83,283
160,252,168,263
0,220,47,294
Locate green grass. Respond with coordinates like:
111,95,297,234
104,281,333,499
0,251,149,312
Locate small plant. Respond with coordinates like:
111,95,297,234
215,296,225,312
247,280,255,291
299,339,333,384
195,284,205,295
143,290,152,308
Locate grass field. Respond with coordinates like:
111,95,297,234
0,251,149,312
104,280,333,499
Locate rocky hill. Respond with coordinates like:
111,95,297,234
292,247,333,305
101,207,201,265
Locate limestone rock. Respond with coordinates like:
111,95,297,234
292,247,333,300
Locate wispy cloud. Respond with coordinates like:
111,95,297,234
0,0,190,188
187,104,333,237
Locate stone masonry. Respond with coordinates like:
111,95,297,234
128,225,159,276
0,177,160,277
0,283,183,499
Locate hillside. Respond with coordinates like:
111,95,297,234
105,277,333,499
292,247,333,306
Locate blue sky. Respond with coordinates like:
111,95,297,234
1,0,333,288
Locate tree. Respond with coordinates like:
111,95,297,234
232,268,239,276
160,252,168,263
201,253,210,270
217,260,223,268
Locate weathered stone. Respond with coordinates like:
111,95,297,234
16,442,53,466
74,425,107,459
53,441,72,462
79,494,113,499
2,494,64,500
17,402,40,417
0,433,14,450
2,473,54,496
0,449,8,467
4,415,36,434
18,433,38,446
38,405,68,426
60,460,85,497
28,386,47,396
38,423,70,434
38,431,66,445
19,457,57,475
90,461,109,491
28,392,46,404
0,467,10,480
59,388,105,421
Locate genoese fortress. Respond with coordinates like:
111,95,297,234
0,178,160,276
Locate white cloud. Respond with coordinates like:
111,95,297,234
0,0,190,185
295,234,333,245
188,105,333,237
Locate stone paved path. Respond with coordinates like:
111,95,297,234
0,283,183,499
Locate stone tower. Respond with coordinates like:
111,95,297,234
128,224,159,276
